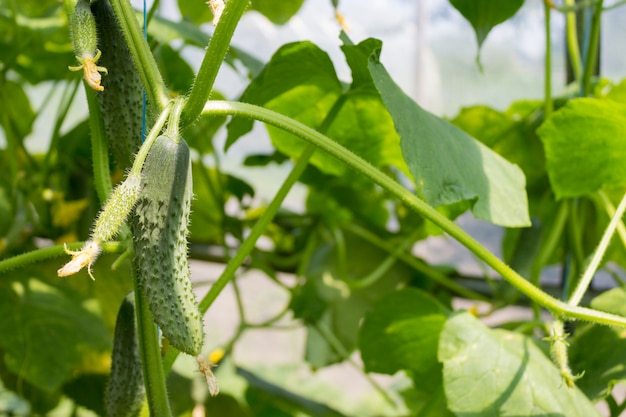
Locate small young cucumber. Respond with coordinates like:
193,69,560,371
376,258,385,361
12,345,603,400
68,0,108,91
90,0,144,169
105,293,145,417
132,135,204,356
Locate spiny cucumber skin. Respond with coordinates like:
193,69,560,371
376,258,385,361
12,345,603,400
90,0,143,169
70,0,98,57
105,293,145,417
132,135,204,356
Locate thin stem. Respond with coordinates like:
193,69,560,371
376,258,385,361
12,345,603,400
581,0,603,96
598,190,626,251
181,0,248,126
330,227,349,281
85,85,112,202
166,97,185,140
564,0,583,82
347,227,419,290
544,1,553,118
129,103,172,176
0,241,124,275
312,321,397,408
108,0,169,109
201,100,626,327
529,202,569,318
42,80,80,180
347,224,487,300
198,144,315,314
133,271,173,417
568,191,626,306
530,202,569,286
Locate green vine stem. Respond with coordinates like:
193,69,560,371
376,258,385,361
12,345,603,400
181,0,248,126
598,190,626,250
568,191,626,306
312,320,397,408
133,271,173,417
162,143,317,371
42,80,80,182
85,85,112,202
0,241,124,274
108,0,169,110
129,102,172,176
529,202,569,319
564,0,583,83
346,227,420,290
581,0,603,96
544,0,553,118
201,100,626,327
347,224,487,300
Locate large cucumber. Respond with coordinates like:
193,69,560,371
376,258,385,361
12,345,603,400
90,0,144,169
132,135,204,356
105,293,145,417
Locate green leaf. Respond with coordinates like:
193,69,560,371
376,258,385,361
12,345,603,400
0,279,111,392
177,0,213,25
359,289,450,393
439,312,601,416
451,104,546,191
368,48,530,227
226,42,343,162
228,40,408,178
290,229,415,367
0,80,36,141
569,323,626,402
154,43,195,94
250,0,306,25
566,287,626,401
538,97,626,198
239,367,347,417
448,0,524,57
589,286,626,317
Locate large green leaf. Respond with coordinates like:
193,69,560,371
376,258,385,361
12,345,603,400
367,47,530,227
250,0,306,25
359,289,450,393
239,367,347,417
538,97,626,198
439,312,601,416
567,288,626,401
0,279,111,392
448,0,524,58
226,40,407,177
0,80,35,141
451,104,546,191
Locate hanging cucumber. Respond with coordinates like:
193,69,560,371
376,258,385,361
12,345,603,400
90,0,144,169
105,293,145,417
132,134,204,356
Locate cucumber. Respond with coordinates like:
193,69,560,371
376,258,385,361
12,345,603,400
90,0,144,169
105,293,145,417
132,135,204,356
68,0,108,91
92,172,141,243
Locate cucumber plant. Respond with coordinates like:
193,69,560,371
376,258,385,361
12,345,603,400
4,0,626,416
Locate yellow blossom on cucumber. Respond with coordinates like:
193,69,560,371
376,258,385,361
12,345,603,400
57,240,102,280
69,49,108,92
